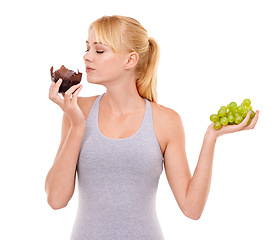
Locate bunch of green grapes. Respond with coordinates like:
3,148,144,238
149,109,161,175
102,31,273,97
210,99,255,130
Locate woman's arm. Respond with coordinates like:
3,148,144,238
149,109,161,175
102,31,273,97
182,130,216,220
45,115,86,210
46,81,88,210
163,109,259,220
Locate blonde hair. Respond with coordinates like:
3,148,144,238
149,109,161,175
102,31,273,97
88,15,160,103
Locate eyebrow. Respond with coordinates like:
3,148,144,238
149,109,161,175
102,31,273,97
86,40,106,46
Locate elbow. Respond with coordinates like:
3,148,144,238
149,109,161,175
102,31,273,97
183,208,202,220
45,184,70,210
182,199,205,220
47,195,68,210
189,214,201,221
184,212,201,221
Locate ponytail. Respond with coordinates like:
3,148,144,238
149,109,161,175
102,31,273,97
136,37,160,103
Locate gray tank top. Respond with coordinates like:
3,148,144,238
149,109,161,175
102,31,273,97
70,93,165,240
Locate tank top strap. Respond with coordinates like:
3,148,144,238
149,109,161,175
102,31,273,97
90,93,104,122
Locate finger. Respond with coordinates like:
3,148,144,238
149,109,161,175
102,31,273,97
50,81,55,90
247,110,259,129
54,78,63,90
72,85,82,102
239,110,259,131
235,111,252,131
49,83,54,97
49,80,57,94
50,78,63,95
49,92,64,110
63,83,82,105
49,79,62,100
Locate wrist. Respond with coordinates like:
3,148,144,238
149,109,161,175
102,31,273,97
205,127,218,142
71,123,86,132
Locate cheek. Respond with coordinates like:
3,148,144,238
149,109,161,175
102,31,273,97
101,55,123,74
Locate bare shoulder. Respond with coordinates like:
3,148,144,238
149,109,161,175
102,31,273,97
150,102,183,147
77,95,99,119
150,102,182,125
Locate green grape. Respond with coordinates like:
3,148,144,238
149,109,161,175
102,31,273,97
228,115,235,123
243,99,251,106
242,109,249,118
228,109,236,115
220,117,229,125
210,114,219,123
235,115,243,124
229,102,237,111
246,105,252,111
218,109,227,118
237,105,245,114
220,106,227,111
246,118,252,125
250,110,255,119
214,121,222,130
234,112,241,117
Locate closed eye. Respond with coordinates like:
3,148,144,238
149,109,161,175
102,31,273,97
84,50,104,53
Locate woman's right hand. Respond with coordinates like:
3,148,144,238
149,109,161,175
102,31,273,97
49,78,86,127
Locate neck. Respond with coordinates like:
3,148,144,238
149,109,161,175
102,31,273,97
100,78,145,117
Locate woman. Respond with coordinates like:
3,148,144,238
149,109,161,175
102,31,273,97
45,15,259,240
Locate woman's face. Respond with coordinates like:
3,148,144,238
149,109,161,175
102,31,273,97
83,28,126,85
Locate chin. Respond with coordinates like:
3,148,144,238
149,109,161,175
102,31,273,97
87,77,100,83
87,77,108,87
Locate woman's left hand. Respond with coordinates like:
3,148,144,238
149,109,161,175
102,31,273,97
207,110,260,138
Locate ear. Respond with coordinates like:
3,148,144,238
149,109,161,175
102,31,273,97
124,52,138,70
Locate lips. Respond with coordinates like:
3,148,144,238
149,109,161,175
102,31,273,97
86,67,95,70
86,67,95,73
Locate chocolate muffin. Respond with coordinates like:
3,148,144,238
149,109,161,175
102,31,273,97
50,65,82,93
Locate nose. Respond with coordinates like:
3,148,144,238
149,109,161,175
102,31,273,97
83,50,93,62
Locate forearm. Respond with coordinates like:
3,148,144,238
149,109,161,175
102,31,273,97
184,129,217,219
45,125,86,209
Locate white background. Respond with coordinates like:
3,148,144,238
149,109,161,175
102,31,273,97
1,0,278,239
